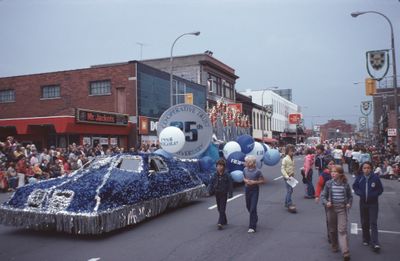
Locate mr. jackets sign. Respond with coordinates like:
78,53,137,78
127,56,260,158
76,108,128,126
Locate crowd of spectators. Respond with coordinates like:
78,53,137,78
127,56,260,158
0,136,160,192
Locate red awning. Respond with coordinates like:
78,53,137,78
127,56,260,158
262,137,278,144
0,116,132,135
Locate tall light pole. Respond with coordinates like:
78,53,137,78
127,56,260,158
261,87,278,142
170,31,200,107
351,11,399,150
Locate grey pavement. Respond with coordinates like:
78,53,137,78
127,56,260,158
0,156,399,261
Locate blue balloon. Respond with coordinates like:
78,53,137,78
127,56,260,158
201,143,220,163
237,135,255,154
154,149,172,159
226,151,246,172
263,149,281,166
199,156,214,172
230,170,244,183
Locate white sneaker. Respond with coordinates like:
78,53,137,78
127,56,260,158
248,228,256,233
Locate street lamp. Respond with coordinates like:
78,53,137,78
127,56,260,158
170,31,201,107
351,10,399,150
261,87,278,142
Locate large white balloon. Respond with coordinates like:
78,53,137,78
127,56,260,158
159,126,186,154
247,142,265,162
223,141,242,159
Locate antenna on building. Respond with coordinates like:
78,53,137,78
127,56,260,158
136,42,149,60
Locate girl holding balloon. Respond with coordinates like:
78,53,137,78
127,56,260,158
243,155,265,233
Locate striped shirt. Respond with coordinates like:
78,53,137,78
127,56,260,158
331,181,346,204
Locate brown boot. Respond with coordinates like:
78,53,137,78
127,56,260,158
331,245,339,253
343,253,351,261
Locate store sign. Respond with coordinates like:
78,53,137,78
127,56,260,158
139,116,158,136
110,137,118,145
158,104,212,158
83,137,91,146
288,113,302,124
387,128,397,137
228,103,243,113
76,108,128,126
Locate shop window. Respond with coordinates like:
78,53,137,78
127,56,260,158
0,89,15,103
42,85,60,99
90,80,111,96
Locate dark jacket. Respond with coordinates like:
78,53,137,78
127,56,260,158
315,154,326,171
207,172,233,197
352,173,383,204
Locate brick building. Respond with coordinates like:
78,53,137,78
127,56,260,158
319,119,355,142
142,51,239,109
0,62,206,150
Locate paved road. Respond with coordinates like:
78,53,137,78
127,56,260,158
0,156,399,261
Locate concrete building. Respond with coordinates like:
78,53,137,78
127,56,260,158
240,89,299,142
142,52,239,109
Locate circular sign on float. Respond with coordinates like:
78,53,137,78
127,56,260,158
158,126,186,154
158,104,213,158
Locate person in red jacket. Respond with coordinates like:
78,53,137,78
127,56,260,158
315,158,335,243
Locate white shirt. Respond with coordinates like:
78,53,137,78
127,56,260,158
332,149,343,160
351,151,361,162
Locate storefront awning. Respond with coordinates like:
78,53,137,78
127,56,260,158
0,116,133,135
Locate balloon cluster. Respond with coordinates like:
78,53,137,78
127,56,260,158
222,135,281,183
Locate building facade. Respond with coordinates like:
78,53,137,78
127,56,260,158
142,52,239,109
319,119,355,142
0,62,206,149
240,89,299,142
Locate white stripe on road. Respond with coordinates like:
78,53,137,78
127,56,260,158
351,223,400,235
351,223,358,234
273,176,283,181
208,193,244,210
88,258,101,261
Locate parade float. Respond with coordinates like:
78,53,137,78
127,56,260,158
0,103,281,234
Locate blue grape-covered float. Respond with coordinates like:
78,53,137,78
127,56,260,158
0,153,207,235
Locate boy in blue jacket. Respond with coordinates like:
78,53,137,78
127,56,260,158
353,161,384,252
208,159,233,230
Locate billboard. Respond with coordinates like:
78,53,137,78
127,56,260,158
288,113,302,124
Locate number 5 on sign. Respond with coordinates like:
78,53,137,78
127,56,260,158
170,121,198,142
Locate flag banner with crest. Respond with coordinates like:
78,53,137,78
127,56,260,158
366,49,390,81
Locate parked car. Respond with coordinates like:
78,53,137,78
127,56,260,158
0,153,207,234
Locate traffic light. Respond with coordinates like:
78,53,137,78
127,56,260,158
365,78,376,96
185,93,193,104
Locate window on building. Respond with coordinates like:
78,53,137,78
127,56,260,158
90,80,111,95
0,89,15,103
42,85,60,99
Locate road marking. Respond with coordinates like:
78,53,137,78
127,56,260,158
351,223,358,234
351,223,400,235
273,176,283,181
88,258,101,261
208,193,244,210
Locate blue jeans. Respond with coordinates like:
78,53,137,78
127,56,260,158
245,186,259,230
284,179,293,207
360,201,380,245
305,170,315,197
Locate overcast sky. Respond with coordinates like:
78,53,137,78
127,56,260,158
1,0,399,128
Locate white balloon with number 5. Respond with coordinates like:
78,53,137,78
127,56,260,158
223,141,242,159
159,126,186,153
247,142,265,162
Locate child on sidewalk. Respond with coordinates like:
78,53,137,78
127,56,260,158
281,144,296,212
207,159,233,230
321,165,352,261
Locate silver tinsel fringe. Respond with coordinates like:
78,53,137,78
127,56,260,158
0,184,205,235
